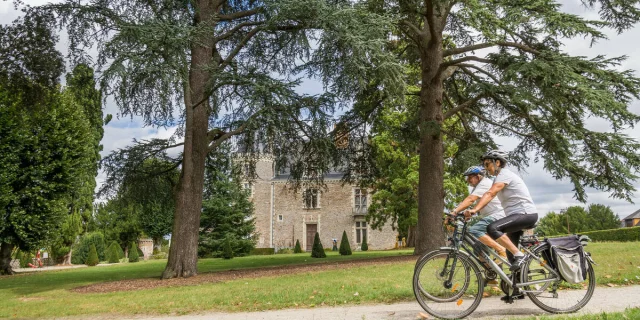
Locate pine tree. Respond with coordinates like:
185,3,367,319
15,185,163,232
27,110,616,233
311,233,326,258
294,240,302,254
222,237,233,260
198,146,256,258
107,243,120,263
339,231,352,256
128,242,139,263
361,233,368,252
86,245,99,266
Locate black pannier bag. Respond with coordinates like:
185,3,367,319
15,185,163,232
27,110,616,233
542,235,589,283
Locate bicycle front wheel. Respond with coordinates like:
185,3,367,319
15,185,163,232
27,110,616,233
521,244,596,313
413,249,484,319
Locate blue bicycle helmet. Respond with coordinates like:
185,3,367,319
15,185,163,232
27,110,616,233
462,166,484,176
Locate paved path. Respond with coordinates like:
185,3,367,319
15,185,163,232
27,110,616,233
132,285,639,320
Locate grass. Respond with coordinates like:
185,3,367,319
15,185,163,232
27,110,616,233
519,308,640,319
0,242,638,319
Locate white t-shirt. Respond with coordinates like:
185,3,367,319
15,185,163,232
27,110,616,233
493,168,538,215
471,177,506,220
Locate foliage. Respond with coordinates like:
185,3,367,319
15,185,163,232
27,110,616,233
557,226,640,242
0,14,96,273
128,242,139,263
71,232,106,265
276,248,293,254
18,251,33,268
537,204,621,236
107,242,120,264
339,231,352,256
294,240,303,254
222,238,233,260
361,233,368,252
198,146,256,258
117,158,178,249
250,248,275,255
85,244,99,266
90,200,142,254
311,233,326,258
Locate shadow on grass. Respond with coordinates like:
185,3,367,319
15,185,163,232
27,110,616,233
0,250,414,296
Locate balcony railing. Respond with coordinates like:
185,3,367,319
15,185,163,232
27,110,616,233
352,206,367,216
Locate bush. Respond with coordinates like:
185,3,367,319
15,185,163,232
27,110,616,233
575,226,640,242
250,248,275,255
128,242,139,263
86,245,99,266
107,243,120,263
276,248,293,254
71,232,106,265
361,233,368,251
222,237,233,259
110,241,125,259
339,230,352,256
294,240,302,253
311,232,326,258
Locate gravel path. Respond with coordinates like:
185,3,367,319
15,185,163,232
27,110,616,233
129,285,640,320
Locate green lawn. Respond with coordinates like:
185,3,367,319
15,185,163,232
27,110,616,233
0,243,638,319
520,308,640,320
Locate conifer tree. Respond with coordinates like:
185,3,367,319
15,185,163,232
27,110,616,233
294,240,302,254
86,245,99,266
311,233,326,258
128,242,139,263
339,231,352,256
361,233,368,252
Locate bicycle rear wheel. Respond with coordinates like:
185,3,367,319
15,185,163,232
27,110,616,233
521,244,595,313
413,249,484,319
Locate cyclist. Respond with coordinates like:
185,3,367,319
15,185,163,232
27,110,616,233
450,166,507,267
466,150,538,275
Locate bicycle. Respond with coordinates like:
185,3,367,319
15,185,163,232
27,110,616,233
413,212,596,319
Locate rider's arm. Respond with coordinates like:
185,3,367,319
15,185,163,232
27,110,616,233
452,194,479,215
469,182,505,214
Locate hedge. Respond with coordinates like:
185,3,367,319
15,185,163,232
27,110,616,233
250,248,275,255
549,227,640,242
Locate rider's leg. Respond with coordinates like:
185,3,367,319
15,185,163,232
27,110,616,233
468,217,506,257
487,214,539,271
477,235,507,259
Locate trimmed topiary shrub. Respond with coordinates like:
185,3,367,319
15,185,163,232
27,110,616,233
311,232,326,258
294,239,302,253
107,243,120,263
339,230,352,256
71,232,106,264
108,241,124,259
128,242,139,263
361,233,368,251
223,237,233,260
86,245,99,266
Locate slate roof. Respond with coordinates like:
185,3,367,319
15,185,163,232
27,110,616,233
622,209,640,221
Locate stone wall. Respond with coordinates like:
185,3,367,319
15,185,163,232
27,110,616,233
138,238,154,260
253,179,397,251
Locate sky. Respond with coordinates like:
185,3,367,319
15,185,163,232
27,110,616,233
1,0,639,219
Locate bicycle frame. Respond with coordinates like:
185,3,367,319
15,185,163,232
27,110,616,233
439,215,561,291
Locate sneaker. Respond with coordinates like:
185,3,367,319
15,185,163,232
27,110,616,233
509,255,525,272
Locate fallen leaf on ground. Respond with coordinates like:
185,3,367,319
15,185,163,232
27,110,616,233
605,275,612,278
353,292,359,296
417,312,430,319
607,283,617,287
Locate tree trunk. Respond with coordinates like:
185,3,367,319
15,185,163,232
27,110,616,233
407,225,416,248
62,248,73,265
0,242,15,275
162,0,214,279
415,29,447,255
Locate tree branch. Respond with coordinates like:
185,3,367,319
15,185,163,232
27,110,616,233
443,41,541,57
214,21,263,43
399,20,424,39
440,56,492,69
466,109,534,138
443,94,485,120
217,8,261,21
424,0,438,43
458,64,501,83
219,26,263,69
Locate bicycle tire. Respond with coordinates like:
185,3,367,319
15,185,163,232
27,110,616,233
413,249,484,319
